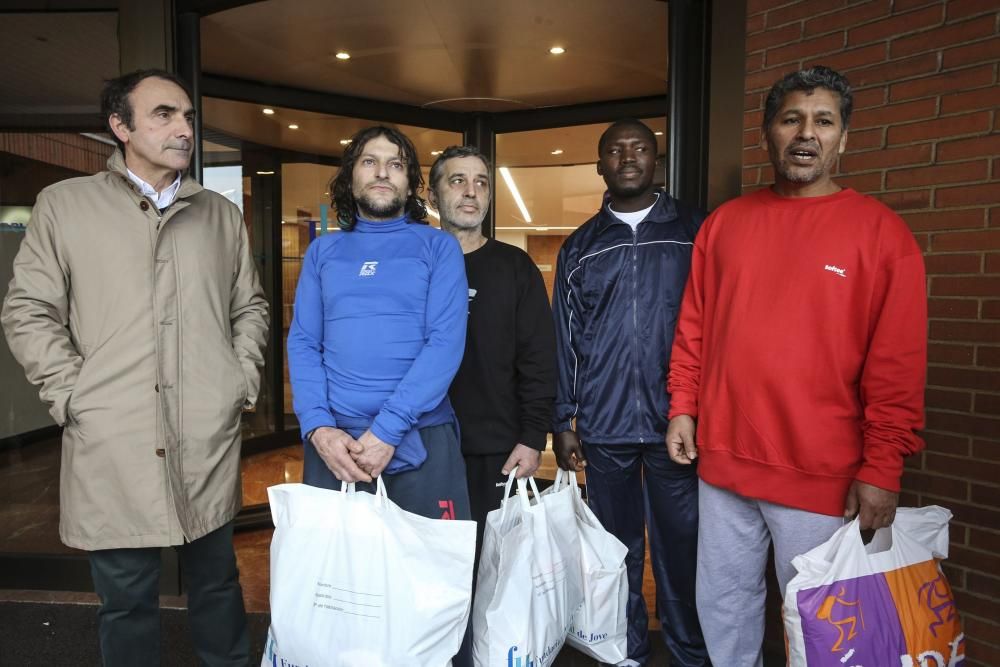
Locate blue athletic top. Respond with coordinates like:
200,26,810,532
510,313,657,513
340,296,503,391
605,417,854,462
287,215,468,474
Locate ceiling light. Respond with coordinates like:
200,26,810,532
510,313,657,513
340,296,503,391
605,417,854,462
536,227,549,231
262,108,275,115
335,51,351,60
339,139,352,145
430,150,443,156
654,131,664,136
550,149,563,155
549,46,565,55
288,124,299,130
499,167,532,224
256,170,275,175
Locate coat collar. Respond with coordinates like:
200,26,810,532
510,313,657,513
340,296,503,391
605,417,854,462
595,188,678,234
107,150,203,201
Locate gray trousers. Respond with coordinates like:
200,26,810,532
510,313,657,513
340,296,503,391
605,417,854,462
695,480,843,667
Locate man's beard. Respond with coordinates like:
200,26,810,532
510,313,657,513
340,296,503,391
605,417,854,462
356,190,405,220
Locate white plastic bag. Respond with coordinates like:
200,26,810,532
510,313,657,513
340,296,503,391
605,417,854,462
472,472,584,667
543,469,628,663
261,479,476,667
784,505,964,667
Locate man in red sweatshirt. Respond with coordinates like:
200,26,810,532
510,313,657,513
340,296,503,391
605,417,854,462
665,65,927,666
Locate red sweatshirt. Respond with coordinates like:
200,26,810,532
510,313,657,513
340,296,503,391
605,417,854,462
667,187,926,516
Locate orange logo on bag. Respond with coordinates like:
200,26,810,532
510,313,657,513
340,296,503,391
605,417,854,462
918,573,956,638
815,586,866,653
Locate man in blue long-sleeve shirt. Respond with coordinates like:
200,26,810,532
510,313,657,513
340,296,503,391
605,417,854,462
286,125,470,522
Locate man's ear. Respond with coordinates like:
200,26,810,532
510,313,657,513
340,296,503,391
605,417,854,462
838,129,848,155
109,114,131,146
760,127,769,152
596,161,604,177
427,187,438,207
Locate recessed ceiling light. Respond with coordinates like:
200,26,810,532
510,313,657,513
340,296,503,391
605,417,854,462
551,149,563,155
430,150,443,156
339,139,352,145
655,131,664,136
262,108,275,115
288,124,299,130
335,51,351,60
256,170,274,175
324,191,329,195
549,46,565,55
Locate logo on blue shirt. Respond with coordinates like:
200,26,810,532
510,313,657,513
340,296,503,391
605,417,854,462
359,261,378,277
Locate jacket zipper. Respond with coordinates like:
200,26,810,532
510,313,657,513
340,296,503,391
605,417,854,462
632,226,643,444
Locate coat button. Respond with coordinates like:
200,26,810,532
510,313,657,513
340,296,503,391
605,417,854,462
154,384,159,392
140,200,149,211
155,448,166,458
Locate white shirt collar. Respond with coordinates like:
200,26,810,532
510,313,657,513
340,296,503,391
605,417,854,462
126,168,182,209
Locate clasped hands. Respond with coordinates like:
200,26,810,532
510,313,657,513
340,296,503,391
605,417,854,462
310,426,394,483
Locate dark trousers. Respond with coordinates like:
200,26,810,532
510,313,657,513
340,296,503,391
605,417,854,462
87,521,249,667
583,442,710,667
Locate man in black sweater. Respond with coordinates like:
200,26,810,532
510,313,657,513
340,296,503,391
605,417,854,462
428,145,556,555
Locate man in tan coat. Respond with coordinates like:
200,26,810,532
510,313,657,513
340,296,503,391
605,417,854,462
1,69,268,666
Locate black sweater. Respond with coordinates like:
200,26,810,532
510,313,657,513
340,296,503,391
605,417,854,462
448,239,556,456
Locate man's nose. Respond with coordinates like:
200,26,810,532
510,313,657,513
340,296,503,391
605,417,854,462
797,120,816,140
462,180,477,197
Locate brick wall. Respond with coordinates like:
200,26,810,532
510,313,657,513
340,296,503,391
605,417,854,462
743,0,999,663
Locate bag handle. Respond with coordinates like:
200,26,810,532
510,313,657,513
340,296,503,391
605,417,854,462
552,468,580,493
499,468,541,520
338,477,389,508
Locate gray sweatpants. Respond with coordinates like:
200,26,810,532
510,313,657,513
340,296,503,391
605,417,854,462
696,480,844,667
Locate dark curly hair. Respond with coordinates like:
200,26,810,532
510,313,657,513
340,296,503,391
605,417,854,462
763,65,853,131
331,125,427,231
100,69,192,153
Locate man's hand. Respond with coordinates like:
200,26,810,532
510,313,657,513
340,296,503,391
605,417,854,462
844,480,898,531
502,444,541,478
665,415,698,464
351,429,396,479
310,427,370,483
553,430,586,472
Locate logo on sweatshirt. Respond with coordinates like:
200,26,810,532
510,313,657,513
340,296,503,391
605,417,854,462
359,261,378,277
824,264,847,278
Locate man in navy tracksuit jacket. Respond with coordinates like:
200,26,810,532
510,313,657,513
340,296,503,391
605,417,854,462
287,125,470,523
552,119,710,666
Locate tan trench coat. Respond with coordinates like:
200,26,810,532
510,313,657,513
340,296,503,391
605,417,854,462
1,151,269,550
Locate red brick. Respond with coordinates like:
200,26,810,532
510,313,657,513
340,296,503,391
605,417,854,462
767,33,845,67
904,209,985,232
940,562,967,588
964,616,1000,647
924,256,982,276
985,300,1000,319
745,110,763,129
928,342,976,364
928,293,978,316
844,127,884,150
975,392,1000,415
748,0,796,16
937,183,1000,208
842,144,931,172
745,92,764,111
744,128,760,148
747,12,766,34
746,65,791,92
946,505,1000,534
931,275,1000,296
965,638,1000,667
743,167,761,186
805,0,892,36
922,430,972,455
976,346,1000,367
926,387,973,411
947,0,1000,20
890,64,996,102
932,228,1000,252
746,51,766,73
888,160,990,189
904,468,970,499
851,98,937,130
942,86,1000,115
874,188,931,210
847,5,944,46
766,0,847,28
970,526,1000,552
943,36,1000,70
743,145,770,166
926,410,1000,438
954,587,1000,620
890,111,991,145
747,23,803,53
814,43,889,73
848,52,938,88
890,16,996,58
851,85,887,110
927,365,1000,390
988,252,1000,272
937,134,1000,162
967,571,1000,598
836,171,882,192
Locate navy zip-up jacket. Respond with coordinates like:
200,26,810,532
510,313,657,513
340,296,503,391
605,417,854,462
552,190,705,444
